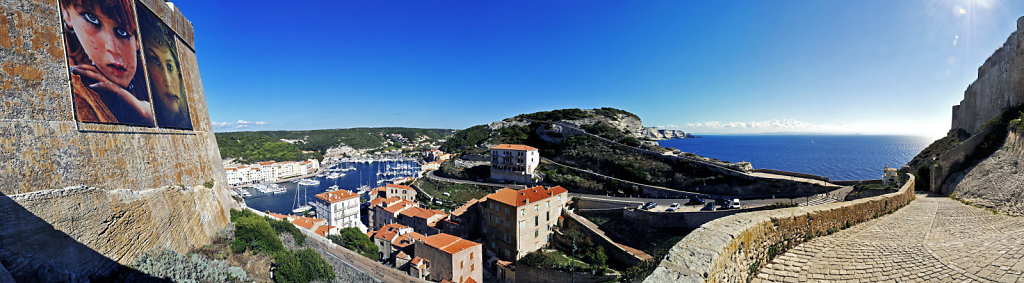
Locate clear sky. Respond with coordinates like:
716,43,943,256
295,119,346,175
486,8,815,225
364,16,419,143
173,0,1022,137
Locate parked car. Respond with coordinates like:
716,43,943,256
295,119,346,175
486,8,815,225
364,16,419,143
642,202,657,210
670,203,680,209
730,198,742,209
666,207,676,212
687,197,704,205
701,202,717,211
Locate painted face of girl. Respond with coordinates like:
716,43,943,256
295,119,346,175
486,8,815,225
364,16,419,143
62,2,138,88
145,43,185,119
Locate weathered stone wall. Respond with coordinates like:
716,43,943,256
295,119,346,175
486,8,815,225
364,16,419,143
930,125,998,192
0,0,234,280
623,207,754,230
951,17,1024,134
643,174,915,283
562,212,648,266
947,124,1024,215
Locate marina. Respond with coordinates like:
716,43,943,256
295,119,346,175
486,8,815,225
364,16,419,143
243,159,422,215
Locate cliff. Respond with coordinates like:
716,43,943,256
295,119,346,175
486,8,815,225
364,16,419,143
0,0,235,280
641,127,693,140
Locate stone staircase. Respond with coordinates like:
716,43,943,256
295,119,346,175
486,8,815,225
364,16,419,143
798,194,838,207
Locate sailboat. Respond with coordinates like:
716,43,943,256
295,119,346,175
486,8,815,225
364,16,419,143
292,182,312,214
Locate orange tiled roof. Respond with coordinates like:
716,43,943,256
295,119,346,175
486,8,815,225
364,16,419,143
268,212,290,220
396,251,411,260
382,200,417,214
291,216,324,230
392,232,424,248
315,190,359,204
487,186,567,207
258,161,276,166
399,206,447,221
452,198,480,216
370,223,409,242
490,144,537,151
411,256,429,267
421,233,480,255
465,278,478,283
386,183,414,191
315,225,335,237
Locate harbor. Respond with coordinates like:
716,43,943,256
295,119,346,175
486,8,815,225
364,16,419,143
242,159,422,216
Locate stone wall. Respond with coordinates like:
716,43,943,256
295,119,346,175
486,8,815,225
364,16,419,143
950,17,1024,134
643,174,916,283
0,0,234,280
515,264,618,283
623,207,754,230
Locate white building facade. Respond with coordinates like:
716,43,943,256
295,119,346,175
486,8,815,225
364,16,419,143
313,190,362,232
489,144,540,184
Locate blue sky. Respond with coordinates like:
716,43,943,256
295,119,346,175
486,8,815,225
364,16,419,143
174,0,1022,137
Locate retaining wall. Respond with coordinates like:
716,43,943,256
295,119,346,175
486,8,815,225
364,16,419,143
831,179,883,186
751,169,830,182
515,264,618,283
644,174,916,283
562,212,647,266
623,207,755,229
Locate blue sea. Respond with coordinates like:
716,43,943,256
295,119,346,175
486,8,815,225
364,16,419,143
243,160,420,215
658,135,934,181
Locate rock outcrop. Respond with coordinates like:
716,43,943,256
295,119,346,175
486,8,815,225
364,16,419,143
946,124,1024,215
641,127,692,140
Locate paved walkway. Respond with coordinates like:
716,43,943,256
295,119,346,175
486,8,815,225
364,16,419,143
755,193,1024,282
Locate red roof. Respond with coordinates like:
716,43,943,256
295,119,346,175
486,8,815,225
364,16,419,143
315,225,335,237
386,183,414,191
490,144,538,151
268,212,290,220
399,207,447,222
291,216,324,229
258,161,276,166
316,190,359,204
465,278,478,283
421,233,480,255
487,186,567,207
393,232,424,248
382,200,417,214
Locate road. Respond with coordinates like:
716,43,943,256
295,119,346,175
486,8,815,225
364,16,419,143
755,193,1024,282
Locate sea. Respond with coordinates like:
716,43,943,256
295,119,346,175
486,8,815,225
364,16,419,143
658,135,935,181
243,160,420,215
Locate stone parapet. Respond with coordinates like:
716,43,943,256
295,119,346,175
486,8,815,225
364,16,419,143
644,174,916,283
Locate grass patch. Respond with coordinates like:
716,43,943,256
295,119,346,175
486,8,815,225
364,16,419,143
413,178,492,211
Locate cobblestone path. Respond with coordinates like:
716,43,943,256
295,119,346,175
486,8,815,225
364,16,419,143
755,193,1024,282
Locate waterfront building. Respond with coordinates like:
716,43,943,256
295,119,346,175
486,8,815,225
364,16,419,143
370,183,417,202
313,190,361,231
489,144,539,184
414,233,482,283
222,159,319,185
480,186,568,260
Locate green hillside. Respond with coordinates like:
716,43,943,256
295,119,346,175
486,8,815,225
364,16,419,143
217,128,454,163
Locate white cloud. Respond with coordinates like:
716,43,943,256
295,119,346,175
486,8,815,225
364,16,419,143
682,118,946,137
212,120,270,129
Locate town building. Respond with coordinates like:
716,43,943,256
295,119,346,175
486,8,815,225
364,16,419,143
480,186,568,260
408,256,430,280
883,166,900,187
313,189,361,232
366,223,425,264
415,233,482,283
290,215,326,231
489,144,539,184
369,198,447,235
369,183,417,202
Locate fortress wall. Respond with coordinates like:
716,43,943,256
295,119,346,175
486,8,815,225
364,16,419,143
0,0,234,280
951,18,1024,134
643,175,915,283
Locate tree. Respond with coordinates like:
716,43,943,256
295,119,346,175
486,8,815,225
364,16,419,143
272,248,335,283
328,228,380,261
231,216,284,254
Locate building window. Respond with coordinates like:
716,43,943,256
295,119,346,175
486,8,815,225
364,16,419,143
520,209,525,216
546,201,550,208
471,263,475,271
535,216,538,226
519,221,525,229
547,211,550,221
535,204,539,211
535,230,539,237
470,252,474,260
